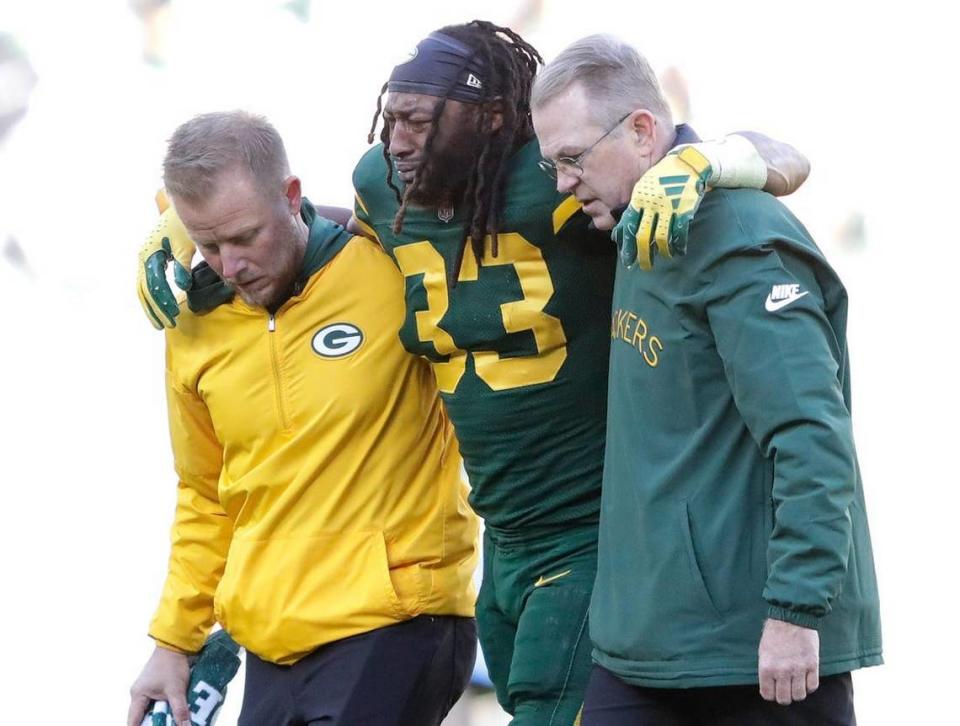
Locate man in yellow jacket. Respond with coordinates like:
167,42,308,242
127,111,479,726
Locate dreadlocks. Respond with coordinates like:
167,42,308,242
367,20,543,282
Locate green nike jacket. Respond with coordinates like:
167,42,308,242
591,188,882,688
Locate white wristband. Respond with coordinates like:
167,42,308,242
680,134,768,190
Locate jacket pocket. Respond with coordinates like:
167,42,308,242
680,503,723,620
214,530,407,662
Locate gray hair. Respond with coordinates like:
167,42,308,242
163,111,290,202
532,35,672,128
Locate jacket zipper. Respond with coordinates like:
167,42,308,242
267,313,292,431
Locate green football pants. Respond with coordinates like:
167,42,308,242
476,523,598,725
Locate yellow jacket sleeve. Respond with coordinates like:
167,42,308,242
148,361,232,653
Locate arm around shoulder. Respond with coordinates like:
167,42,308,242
733,130,811,196
311,204,353,227
685,132,811,196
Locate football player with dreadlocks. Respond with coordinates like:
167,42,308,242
348,20,810,725
134,20,810,724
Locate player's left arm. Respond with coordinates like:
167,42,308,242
727,131,810,196
311,204,353,227
612,132,810,270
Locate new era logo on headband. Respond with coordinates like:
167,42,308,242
388,32,488,104
395,46,419,66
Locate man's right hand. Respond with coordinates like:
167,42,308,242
758,617,820,705
127,645,192,726
136,191,196,329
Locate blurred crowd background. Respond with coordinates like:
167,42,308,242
1,1,956,723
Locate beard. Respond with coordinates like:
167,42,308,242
234,279,284,310
402,134,479,208
230,220,306,312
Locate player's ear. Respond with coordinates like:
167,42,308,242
627,110,657,155
283,176,302,214
487,98,505,132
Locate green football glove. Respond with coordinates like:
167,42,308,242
137,190,196,329
611,145,712,270
142,631,241,726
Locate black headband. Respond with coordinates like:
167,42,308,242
387,32,490,104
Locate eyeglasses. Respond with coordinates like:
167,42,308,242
538,112,632,179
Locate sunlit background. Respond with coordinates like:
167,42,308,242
1,0,957,723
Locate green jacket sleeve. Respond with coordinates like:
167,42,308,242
703,241,857,629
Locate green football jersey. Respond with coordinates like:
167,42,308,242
352,140,615,530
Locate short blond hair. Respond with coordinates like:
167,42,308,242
163,111,290,202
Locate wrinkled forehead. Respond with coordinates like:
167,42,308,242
533,84,605,159
383,92,477,137
383,91,443,117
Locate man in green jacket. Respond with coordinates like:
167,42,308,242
532,35,881,724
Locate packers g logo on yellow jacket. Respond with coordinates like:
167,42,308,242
312,323,364,359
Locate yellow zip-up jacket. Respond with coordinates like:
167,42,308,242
149,209,478,664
